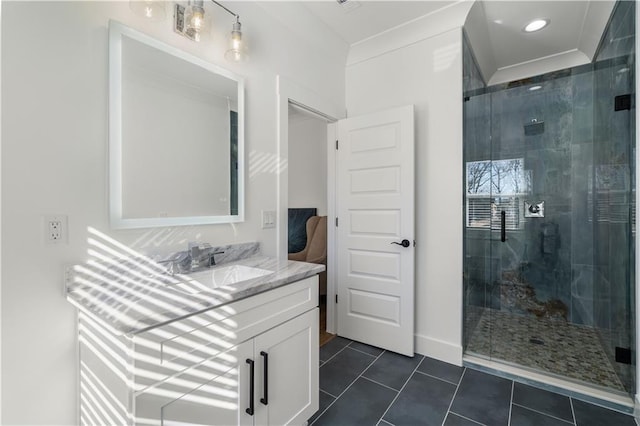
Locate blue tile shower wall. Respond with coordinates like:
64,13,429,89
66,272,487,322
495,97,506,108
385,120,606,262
462,1,635,393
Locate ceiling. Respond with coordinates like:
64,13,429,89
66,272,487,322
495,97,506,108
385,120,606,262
483,2,589,69
299,0,616,83
300,1,452,45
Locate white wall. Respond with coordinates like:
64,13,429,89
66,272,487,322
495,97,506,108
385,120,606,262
288,113,328,215
1,2,346,424
346,27,464,364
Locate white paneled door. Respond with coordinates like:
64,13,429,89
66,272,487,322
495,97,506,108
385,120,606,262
336,105,415,356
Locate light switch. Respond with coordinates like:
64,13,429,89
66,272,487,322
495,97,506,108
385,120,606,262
262,210,276,229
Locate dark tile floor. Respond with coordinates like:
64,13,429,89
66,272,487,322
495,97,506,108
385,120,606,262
309,337,637,426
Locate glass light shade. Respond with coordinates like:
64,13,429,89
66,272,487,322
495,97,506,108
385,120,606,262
224,22,248,63
185,3,207,42
129,0,167,21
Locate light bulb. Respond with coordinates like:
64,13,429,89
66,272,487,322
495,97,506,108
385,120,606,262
185,2,206,42
129,0,166,22
225,21,248,63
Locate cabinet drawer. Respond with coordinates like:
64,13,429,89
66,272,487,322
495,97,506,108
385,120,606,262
133,276,318,389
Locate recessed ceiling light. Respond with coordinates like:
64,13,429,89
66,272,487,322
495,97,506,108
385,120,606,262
524,19,549,33
529,85,542,91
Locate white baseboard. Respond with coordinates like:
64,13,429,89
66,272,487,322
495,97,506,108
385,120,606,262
414,334,463,366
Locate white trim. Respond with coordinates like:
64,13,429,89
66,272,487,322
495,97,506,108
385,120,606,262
415,333,463,366
635,0,640,420
0,0,3,421
346,1,472,67
488,49,590,86
326,122,338,335
578,1,617,62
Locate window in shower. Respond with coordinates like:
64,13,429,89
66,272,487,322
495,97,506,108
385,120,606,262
466,158,529,230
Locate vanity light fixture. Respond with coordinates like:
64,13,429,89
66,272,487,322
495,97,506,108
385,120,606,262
523,19,549,33
174,0,248,63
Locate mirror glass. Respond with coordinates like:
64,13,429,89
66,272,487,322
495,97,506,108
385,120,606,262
109,21,244,229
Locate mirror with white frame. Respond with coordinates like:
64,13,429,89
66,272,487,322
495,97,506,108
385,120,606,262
109,21,244,229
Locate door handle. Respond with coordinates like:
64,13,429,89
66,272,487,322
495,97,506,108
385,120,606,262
391,239,411,248
500,211,506,242
260,351,269,405
246,359,255,416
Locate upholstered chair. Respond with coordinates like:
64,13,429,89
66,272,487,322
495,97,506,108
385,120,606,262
288,216,327,295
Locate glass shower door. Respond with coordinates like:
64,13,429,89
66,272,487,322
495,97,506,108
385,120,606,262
464,0,635,397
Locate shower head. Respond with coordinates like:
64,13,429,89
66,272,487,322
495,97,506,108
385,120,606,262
524,119,544,136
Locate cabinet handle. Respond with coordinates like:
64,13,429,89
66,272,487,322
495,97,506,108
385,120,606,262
500,211,506,242
260,351,269,405
246,359,254,416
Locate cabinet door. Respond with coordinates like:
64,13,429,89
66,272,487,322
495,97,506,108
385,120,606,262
137,341,254,426
254,309,319,426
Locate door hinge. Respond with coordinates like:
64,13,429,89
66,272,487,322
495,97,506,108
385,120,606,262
335,140,339,150
335,217,339,227
335,294,338,303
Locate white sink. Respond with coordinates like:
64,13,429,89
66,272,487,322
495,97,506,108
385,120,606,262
172,265,274,294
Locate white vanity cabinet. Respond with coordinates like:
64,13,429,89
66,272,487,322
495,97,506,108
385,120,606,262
77,275,319,426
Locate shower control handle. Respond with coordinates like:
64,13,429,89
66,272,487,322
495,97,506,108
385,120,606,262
391,239,411,248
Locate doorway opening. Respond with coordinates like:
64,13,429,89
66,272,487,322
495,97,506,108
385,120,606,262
286,101,335,347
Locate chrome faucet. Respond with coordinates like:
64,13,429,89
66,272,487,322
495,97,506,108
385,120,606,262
157,243,225,275
188,242,225,270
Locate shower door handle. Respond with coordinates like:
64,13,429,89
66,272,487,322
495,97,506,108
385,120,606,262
500,211,506,242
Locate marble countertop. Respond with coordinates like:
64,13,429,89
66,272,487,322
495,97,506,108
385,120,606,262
66,256,324,335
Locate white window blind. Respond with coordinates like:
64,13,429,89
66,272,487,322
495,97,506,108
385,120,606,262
466,158,527,230
467,196,521,230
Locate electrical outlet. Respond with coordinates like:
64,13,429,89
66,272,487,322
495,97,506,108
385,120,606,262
45,215,68,244
262,210,276,229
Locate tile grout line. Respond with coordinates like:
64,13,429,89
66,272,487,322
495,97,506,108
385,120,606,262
569,397,577,426
360,375,402,393
511,403,575,425
442,367,467,426
447,412,487,426
319,388,338,399
376,355,427,424
319,343,350,366
414,368,462,386
345,343,380,358
310,347,386,425
508,380,514,426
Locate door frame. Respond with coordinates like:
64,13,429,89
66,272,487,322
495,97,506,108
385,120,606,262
276,75,344,334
